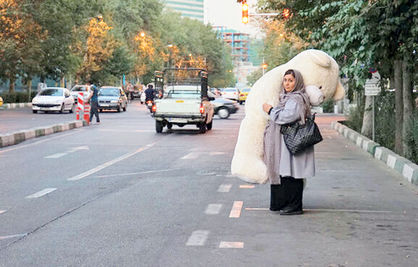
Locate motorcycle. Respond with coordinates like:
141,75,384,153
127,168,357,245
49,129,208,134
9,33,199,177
146,99,154,113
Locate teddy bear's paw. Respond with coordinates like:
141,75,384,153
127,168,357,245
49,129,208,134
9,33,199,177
231,153,268,184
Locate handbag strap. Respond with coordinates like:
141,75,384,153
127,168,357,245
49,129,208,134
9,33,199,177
298,94,312,125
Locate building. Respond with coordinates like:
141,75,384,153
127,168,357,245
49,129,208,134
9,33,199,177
162,0,204,22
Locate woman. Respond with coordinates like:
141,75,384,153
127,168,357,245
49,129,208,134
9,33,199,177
262,69,315,215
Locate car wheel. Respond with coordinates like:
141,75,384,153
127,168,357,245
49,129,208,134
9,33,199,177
167,123,173,130
206,120,213,130
32,110,37,114
123,104,127,112
217,108,230,119
117,105,121,112
69,104,74,113
239,101,243,105
156,121,163,133
99,109,103,113
59,103,65,113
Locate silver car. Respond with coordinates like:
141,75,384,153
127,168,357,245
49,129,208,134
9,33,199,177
98,86,128,112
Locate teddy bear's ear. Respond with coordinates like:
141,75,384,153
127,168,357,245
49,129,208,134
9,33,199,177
333,81,345,101
308,50,331,68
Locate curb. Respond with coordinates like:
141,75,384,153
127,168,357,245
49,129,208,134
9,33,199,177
331,121,418,186
0,120,85,148
0,103,32,110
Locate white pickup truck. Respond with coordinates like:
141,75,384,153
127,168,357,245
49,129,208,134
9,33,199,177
153,85,214,133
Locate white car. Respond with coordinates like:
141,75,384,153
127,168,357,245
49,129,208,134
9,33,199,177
32,87,75,114
221,87,239,101
70,85,90,103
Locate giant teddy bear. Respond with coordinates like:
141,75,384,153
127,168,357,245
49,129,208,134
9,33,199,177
231,49,345,184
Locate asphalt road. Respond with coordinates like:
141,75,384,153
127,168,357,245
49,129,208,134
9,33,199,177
0,101,417,266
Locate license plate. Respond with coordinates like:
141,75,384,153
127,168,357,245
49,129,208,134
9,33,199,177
100,104,109,107
176,100,184,103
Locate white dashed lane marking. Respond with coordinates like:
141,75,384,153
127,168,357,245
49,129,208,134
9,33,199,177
181,152,199,160
25,188,57,199
205,204,223,215
68,143,155,181
239,185,255,189
217,184,232,193
0,234,27,240
219,241,244,249
45,153,67,159
0,210,7,215
229,201,243,218
186,230,209,246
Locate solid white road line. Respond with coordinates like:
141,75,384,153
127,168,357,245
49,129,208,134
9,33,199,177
186,230,209,246
217,184,232,193
45,152,67,159
68,143,155,181
219,242,244,249
0,210,6,215
205,204,223,215
239,185,255,189
209,152,225,156
0,234,27,240
229,201,243,218
181,152,199,160
244,207,392,213
25,188,57,199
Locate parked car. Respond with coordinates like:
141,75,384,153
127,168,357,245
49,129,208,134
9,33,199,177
70,85,90,103
238,88,251,104
211,96,239,119
221,87,240,101
32,87,74,114
98,86,128,112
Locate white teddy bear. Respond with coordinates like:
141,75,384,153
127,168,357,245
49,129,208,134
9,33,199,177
231,49,345,184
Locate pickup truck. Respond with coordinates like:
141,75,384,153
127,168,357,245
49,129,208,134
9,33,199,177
153,84,214,133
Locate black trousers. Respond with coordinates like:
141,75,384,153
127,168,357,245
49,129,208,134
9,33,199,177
90,102,100,122
270,176,303,211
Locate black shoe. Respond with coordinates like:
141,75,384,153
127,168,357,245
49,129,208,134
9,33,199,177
280,207,303,215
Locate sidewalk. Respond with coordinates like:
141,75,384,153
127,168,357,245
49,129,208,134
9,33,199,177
224,114,418,266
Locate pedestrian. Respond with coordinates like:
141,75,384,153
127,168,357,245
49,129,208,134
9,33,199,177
262,69,315,215
86,80,100,124
127,82,134,102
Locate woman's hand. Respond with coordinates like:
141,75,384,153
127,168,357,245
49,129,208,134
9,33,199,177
263,103,273,113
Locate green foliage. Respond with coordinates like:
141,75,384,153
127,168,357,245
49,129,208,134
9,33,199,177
0,91,36,103
321,99,334,113
247,69,263,87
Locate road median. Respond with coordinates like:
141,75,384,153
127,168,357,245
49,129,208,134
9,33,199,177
331,121,418,186
0,121,85,148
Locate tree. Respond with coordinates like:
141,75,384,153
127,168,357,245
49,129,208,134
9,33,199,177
259,0,417,157
0,0,45,92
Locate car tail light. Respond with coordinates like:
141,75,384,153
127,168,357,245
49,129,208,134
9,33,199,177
200,104,205,114
152,104,157,113
240,93,244,96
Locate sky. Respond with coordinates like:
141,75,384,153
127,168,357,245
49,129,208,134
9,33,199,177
204,0,262,37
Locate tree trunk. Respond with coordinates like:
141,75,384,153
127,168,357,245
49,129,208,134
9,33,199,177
27,79,32,102
9,78,15,93
394,59,403,155
361,95,373,138
402,59,413,157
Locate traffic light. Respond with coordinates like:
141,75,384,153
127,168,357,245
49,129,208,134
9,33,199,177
282,8,291,19
242,1,249,24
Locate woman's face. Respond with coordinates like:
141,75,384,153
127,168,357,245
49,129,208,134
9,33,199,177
283,74,296,93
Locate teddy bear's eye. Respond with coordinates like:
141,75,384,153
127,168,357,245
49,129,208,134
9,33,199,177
319,86,322,89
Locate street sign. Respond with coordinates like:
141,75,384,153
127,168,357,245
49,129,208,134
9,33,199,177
365,80,381,96
365,71,381,96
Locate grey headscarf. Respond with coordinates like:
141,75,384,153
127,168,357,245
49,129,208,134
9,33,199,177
277,69,311,122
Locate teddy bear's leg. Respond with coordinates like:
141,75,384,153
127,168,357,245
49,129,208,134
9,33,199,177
231,115,268,184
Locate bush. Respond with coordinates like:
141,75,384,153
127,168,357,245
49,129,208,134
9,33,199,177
345,105,364,132
0,91,36,103
322,98,334,113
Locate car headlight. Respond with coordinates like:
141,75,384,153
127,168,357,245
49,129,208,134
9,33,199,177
111,100,118,103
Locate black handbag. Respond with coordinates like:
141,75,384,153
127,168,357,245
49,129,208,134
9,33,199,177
280,113,323,155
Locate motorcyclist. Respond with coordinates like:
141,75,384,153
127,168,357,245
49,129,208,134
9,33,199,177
145,84,156,102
